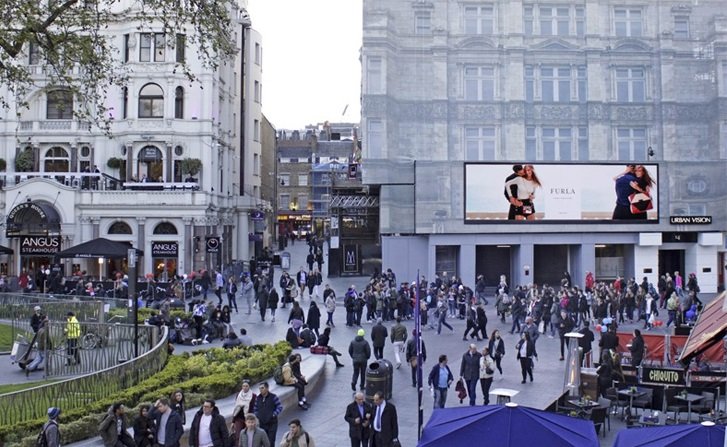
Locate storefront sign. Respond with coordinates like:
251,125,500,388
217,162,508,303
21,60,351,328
139,146,162,161
343,244,360,274
250,210,265,221
662,232,698,243
206,236,220,253
640,367,686,386
669,216,712,225
19,236,61,255
151,241,178,258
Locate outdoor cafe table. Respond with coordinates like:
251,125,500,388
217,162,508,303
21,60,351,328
490,388,519,405
639,411,667,427
674,393,703,422
619,388,647,420
567,398,600,414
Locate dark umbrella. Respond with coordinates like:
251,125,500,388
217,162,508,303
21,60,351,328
418,402,599,447
55,237,142,259
612,421,725,447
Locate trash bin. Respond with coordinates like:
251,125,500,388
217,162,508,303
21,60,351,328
365,359,393,403
281,251,291,271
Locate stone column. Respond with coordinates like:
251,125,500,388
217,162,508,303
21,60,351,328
91,217,100,239
136,217,146,275
182,217,193,274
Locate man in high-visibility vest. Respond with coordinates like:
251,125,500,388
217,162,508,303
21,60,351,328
65,311,81,365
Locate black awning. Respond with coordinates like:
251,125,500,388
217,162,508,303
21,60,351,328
55,238,143,259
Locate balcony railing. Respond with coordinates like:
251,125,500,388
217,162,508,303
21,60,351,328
0,172,200,192
17,120,92,132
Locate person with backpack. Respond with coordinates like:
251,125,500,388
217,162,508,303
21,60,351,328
253,382,283,447
38,407,61,447
99,403,134,447
279,419,315,447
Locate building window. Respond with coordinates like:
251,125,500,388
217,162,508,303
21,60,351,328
43,146,70,172
253,119,260,141
298,174,308,186
254,81,261,103
176,34,186,63
616,128,647,160
122,86,128,119
255,42,261,65
464,66,495,101
108,221,132,235
29,42,41,65
123,34,130,63
138,83,164,118
139,33,165,62
279,194,290,210
464,5,494,35
614,8,643,37
279,173,290,186
578,127,589,160
253,154,259,176
464,127,497,160
541,67,571,102
298,194,309,211
542,127,572,160
174,86,184,119
524,5,584,37
153,222,178,234
616,68,646,102
415,11,431,35
367,119,384,158
525,127,536,160
673,16,689,39
46,89,74,119
366,56,383,94
577,66,587,103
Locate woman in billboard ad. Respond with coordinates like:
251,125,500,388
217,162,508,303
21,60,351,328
505,164,542,221
612,164,655,220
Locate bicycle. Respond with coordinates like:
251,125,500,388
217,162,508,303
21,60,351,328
82,315,123,350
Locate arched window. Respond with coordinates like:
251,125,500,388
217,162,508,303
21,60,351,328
108,221,133,234
46,89,74,119
43,146,70,172
138,83,164,118
153,222,178,235
174,86,184,119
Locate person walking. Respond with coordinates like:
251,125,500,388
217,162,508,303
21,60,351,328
578,321,595,367
279,419,315,447
405,330,426,387
214,270,224,306
189,399,229,447
307,301,321,338
231,380,257,446
344,392,372,447
348,329,372,391
257,283,269,322
41,407,61,447
241,275,255,315
558,310,575,361
436,302,454,335
254,382,283,447
516,332,535,384
390,317,407,369
64,311,81,365
370,391,399,447
488,330,505,375
324,285,336,327
26,315,50,374
427,355,453,409
267,287,279,322
226,275,238,313
479,347,495,405
99,403,135,447
370,319,388,360
132,405,155,447
459,344,482,406
463,304,480,341
238,414,271,447
150,398,184,447
629,329,645,367
476,304,488,340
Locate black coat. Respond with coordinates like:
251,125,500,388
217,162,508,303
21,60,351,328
189,408,229,447
150,408,183,447
629,335,645,366
460,351,482,380
371,323,388,348
344,400,373,440
306,305,321,329
371,402,398,445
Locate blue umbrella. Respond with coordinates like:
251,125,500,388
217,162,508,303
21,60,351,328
613,421,725,447
418,402,599,447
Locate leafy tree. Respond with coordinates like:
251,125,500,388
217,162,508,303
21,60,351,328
0,0,242,134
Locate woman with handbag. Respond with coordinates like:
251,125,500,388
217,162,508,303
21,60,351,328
488,330,505,374
516,332,535,384
479,347,495,405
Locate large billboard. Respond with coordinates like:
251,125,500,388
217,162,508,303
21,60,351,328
464,163,659,223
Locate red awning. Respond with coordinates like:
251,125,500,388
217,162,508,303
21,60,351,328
678,291,727,365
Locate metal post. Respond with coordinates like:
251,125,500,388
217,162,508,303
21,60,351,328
564,332,584,397
415,270,423,441
128,248,138,359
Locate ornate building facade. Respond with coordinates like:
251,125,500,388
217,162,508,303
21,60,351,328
362,0,727,291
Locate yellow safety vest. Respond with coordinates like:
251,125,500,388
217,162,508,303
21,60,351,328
66,316,81,339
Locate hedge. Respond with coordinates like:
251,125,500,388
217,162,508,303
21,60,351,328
2,341,290,446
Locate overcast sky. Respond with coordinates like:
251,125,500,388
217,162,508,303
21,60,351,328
246,0,363,130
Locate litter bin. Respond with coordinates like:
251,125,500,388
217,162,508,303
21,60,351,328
280,251,291,271
365,359,393,403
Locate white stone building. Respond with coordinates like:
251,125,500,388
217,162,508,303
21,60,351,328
0,1,265,280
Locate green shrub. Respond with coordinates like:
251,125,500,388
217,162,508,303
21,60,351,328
5,342,290,446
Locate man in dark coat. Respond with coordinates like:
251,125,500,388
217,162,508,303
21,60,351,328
150,398,184,447
578,321,595,366
189,399,229,447
459,344,482,406
629,329,645,367
370,319,388,360
370,391,399,447
99,403,135,447
344,392,372,447
349,329,372,391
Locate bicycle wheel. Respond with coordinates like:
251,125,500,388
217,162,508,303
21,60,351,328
81,333,97,350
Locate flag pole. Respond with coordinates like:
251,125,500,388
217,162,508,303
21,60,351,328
415,269,423,440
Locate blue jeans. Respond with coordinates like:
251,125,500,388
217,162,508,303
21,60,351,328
433,387,448,409
437,318,453,334
465,378,478,406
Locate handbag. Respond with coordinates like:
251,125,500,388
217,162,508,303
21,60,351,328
485,366,494,375
629,192,653,214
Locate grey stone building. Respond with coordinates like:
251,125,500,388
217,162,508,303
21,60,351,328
361,0,727,291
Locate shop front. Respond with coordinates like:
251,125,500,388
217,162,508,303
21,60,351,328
151,241,178,281
5,200,63,277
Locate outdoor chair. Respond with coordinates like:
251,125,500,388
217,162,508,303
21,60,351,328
590,406,608,438
597,397,612,431
693,391,715,418
632,388,653,414
665,388,687,423
605,386,627,417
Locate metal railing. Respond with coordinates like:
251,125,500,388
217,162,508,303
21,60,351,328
0,326,167,426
